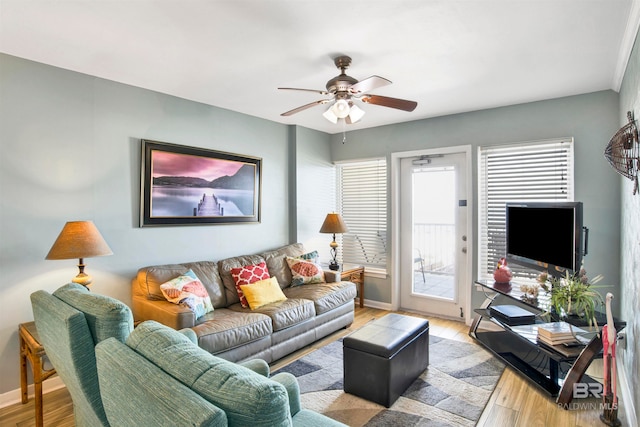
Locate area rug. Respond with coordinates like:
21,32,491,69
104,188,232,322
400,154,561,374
275,335,504,427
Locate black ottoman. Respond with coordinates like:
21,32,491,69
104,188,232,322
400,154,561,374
343,313,429,407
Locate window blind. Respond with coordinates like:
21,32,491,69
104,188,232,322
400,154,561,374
478,139,574,281
337,159,387,270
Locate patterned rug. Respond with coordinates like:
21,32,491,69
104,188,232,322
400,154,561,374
275,335,504,426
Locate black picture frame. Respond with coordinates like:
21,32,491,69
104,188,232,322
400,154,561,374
140,139,262,226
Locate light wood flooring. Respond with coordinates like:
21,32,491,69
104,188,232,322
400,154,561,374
1,306,608,426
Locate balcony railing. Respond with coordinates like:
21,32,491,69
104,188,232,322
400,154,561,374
414,223,455,274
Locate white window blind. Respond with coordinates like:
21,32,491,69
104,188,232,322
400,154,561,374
337,159,387,270
478,139,574,281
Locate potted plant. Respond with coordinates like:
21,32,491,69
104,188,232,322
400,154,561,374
537,267,605,327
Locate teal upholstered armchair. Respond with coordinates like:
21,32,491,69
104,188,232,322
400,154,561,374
30,284,345,427
31,284,227,426
97,321,346,426
30,283,132,426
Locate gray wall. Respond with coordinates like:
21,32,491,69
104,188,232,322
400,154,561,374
292,126,336,261
1,38,637,416
330,91,622,315
618,26,640,424
0,53,298,395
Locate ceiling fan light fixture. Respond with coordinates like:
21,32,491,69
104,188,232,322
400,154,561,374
331,99,350,119
348,104,365,123
279,56,417,123
322,107,338,124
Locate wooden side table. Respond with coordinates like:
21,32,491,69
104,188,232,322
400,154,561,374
19,321,56,427
340,264,365,308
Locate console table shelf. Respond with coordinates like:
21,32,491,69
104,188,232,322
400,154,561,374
470,279,625,407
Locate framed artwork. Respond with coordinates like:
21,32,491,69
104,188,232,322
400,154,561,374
140,139,262,226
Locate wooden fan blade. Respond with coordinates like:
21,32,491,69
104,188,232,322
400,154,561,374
361,95,417,112
349,76,391,94
281,99,331,116
278,87,330,96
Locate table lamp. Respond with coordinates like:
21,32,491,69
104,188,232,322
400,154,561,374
45,220,113,288
319,212,348,271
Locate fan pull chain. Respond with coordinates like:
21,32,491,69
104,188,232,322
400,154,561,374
342,119,347,144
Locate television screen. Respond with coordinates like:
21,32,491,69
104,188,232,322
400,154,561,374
505,202,584,276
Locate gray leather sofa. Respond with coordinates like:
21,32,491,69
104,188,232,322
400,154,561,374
132,243,357,363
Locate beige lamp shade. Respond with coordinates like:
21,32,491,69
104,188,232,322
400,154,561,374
46,221,113,287
319,213,348,234
319,213,347,271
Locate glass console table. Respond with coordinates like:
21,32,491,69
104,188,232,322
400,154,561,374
469,279,625,406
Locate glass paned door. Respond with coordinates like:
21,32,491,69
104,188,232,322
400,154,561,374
400,152,468,318
413,165,456,299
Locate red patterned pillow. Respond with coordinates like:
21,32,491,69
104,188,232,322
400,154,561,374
230,262,270,308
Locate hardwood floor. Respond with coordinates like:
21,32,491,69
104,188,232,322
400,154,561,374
1,306,608,426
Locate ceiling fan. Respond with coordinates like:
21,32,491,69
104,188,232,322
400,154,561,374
279,55,418,124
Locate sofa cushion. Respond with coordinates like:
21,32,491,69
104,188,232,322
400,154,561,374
285,257,325,287
127,321,292,427
283,282,357,315
229,298,315,332
135,262,226,308
160,269,214,318
53,283,133,344
218,254,266,305
191,308,272,355
260,243,305,288
230,261,271,308
240,277,288,310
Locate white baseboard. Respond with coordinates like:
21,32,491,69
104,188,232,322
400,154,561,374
617,348,638,427
361,300,469,325
0,377,65,409
361,299,393,311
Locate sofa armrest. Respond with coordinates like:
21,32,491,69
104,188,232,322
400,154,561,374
270,372,301,416
238,358,270,377
323,270,340,283
131,295,196,330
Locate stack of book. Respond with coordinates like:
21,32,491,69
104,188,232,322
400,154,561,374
536,322,587,347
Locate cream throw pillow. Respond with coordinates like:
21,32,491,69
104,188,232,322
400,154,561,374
285,256,325,286
160,269,213,318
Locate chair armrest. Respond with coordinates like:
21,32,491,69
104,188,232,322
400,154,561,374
96,338,227,426
131,295,196,330
238,359,270,377
323,270,340,283
270,372,301,416
178,327,198,345
134,321,198,345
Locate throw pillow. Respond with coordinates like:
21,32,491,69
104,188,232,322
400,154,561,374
285,256,325,287
239,277,287,310
160,270,213,318
298,250,319,262
230,261,270,308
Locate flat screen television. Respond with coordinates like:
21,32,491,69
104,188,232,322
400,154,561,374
505,201,587,277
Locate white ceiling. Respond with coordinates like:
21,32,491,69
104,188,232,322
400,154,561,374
1,1,639,134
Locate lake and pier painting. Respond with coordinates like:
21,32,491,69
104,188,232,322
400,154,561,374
150,150,257,218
